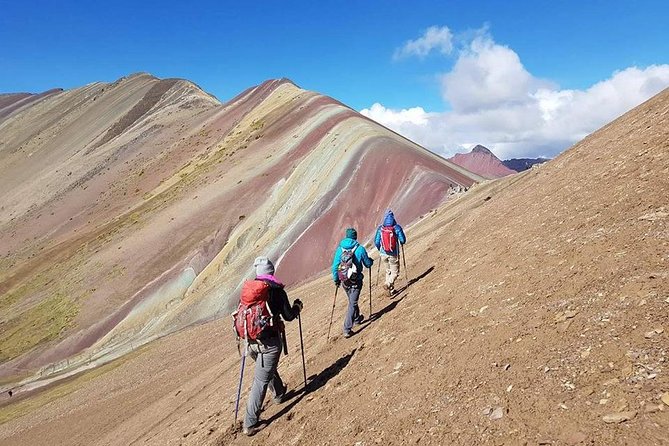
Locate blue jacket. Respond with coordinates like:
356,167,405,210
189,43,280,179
331,237,374,283
375,211,406,257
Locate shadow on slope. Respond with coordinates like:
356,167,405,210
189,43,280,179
355,266,434,336
218,348,357,443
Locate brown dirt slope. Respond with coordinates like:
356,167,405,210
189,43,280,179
0,84,666,446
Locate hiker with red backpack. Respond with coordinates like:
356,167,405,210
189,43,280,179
331,228,374,338
374,210,406,296
233,256,303,436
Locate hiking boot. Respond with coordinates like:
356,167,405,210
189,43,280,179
385,285,392,297
273,391,286,404
355,314,365,325
242,425,259,436
343,331,353,338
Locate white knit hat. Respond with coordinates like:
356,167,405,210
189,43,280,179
253,256,275,276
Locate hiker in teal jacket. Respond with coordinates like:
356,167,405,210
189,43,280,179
331,227,373,338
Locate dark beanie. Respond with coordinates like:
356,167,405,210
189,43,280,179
345,227,357,240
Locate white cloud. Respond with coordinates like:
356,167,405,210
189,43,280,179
393,26,454,60
365,30,669,159
441,35,554,113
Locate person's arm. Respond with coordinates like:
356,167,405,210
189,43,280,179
273,287,299,321
359,245,374,268
374,226,381,250
331,247,341,283
396,224,406,244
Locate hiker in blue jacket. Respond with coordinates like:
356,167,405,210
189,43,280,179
374,210,406,296
331,227,374,338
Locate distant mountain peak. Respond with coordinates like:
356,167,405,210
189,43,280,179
471,144,494,156
449,144,516,179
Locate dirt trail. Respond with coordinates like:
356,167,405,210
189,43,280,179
0,88,668,445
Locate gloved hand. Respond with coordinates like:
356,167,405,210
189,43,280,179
293,299,304,313
334,279,341,288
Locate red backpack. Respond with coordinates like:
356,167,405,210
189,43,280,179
233,280,276,341
380,226,397,252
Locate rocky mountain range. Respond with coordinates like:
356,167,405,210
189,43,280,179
0,74,481,384
449,144,550,179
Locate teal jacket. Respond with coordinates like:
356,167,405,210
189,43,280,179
331,237,374,283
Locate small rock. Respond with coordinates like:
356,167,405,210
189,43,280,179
481,407,493,416
614,400,629,412
506,384,513,392
558,319,573,332
565,309,578,319
599,399,609,405
662,392,669,406
504,363,511,371
564,431,587,445
489,407,504,420
638,210,669,221
644,404,663,413
621,363,634,377
602,410,637,424
580,387,595,397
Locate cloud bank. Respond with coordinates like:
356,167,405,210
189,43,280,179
364,30,669,159
393,26,454,60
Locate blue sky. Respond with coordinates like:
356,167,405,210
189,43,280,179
2,1,669,158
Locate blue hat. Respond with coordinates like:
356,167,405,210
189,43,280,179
383,210,396,226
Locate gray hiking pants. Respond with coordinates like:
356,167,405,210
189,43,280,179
244,336,286,429
343,284,362,333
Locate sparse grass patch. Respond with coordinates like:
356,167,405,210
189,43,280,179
250,119,264,131
0,289,22,314
0,273,53,314
0,294,79,363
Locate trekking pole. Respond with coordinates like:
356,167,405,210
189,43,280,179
401,243,409,284
326,285,339,342
376,258,381,286
233,344,247,427
298,313,307,391
368,267,372,316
